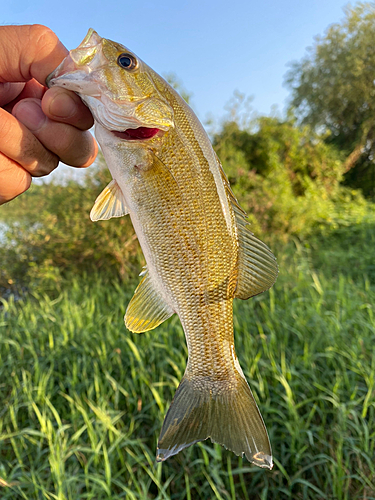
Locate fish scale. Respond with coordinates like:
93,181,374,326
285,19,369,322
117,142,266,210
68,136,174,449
47,28,278,468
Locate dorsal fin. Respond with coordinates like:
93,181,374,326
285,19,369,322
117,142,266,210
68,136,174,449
125,268,174,333
214,153,278,299
233,204,278,299
90,179,129,222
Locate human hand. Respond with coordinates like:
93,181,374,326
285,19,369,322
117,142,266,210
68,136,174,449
0,25,98,205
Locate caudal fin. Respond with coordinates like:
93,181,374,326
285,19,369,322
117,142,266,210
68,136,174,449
156,375,272,469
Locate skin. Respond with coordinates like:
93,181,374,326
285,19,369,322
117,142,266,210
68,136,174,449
0,25,98,205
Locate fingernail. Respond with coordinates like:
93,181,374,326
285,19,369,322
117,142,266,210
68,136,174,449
49,92,78,118
14,100,46,132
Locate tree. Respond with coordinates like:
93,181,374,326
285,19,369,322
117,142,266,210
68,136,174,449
286,3,375,197
212,117,349,237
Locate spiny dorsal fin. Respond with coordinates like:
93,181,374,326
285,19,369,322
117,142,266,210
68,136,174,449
90,179,129,222
214,153,278,299
125,268,174,333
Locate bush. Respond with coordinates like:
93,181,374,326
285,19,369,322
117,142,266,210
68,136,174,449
0,157,142,290
1,117,375,290
213,117,373,237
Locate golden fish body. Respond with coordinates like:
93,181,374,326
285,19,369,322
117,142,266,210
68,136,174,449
48,29,278,468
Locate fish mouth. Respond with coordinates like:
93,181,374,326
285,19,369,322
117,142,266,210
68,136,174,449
111,127,161,141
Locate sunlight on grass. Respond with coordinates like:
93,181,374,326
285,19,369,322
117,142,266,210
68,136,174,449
1,223,374,499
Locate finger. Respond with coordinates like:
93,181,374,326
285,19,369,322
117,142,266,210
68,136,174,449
0,105,59,177
42,87,94,130
0,153,32,205
0,82,26,107
3,80,45,113
13,98,98,168
0,25,67,85
10,79,45,101
0,26,96,132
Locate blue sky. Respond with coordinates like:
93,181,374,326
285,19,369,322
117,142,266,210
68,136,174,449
3,0,351,123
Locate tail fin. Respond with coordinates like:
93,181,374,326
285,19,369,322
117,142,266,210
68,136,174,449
156,375,272,469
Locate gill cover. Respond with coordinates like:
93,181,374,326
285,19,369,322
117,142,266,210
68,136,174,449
47,29,174,132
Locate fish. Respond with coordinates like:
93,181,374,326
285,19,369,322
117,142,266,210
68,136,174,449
47,29,278,469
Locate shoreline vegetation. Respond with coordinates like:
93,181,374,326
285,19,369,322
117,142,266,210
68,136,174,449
1,141,374,498
0,220,374,498
1,4,375,497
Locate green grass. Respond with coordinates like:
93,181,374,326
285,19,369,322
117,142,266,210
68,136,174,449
0,221,374,499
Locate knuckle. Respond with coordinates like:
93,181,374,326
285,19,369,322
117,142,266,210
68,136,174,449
0,163,32,203
33,155,59,177
60,131,94,166
21,25,60,82
0,116,13,140
26,146,59,177
29,25,57,48
16,168,32,192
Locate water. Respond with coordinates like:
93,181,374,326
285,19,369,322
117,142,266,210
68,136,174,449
0,221,8,244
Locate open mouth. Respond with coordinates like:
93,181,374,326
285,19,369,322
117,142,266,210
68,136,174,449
112,127,160,141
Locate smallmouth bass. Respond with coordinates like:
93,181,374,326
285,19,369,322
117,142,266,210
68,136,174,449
47,29,278,468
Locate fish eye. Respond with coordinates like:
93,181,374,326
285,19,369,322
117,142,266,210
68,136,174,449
117,53,138,70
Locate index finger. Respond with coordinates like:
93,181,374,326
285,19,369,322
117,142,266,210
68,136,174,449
0,25,68,86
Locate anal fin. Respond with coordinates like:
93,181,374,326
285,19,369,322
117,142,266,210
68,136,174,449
125,268,174,333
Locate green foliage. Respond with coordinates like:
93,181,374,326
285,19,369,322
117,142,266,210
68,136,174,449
0,157,141,290
286,3,375,196
1,115,374,289
1,9,375,496
213,117,369,237
0,223,374,499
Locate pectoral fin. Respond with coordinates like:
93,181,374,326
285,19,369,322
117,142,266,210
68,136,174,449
90,179,129,222
125,268,174,333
